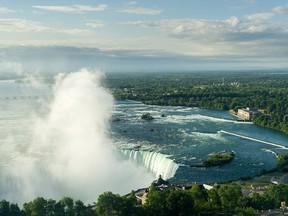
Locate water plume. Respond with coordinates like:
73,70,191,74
0,69,154,204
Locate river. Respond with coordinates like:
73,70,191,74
111,101,288,183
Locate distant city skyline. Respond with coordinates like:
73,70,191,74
0,0,288,70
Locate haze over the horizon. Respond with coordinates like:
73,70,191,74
0,0,288,72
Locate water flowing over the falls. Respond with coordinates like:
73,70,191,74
120,149,179,180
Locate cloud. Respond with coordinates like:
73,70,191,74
0,7,15,13
127,1,138,5
119,7,161,15
122,20,159,27
123,16,288,40
120,16,288,57
59,29,91,35
0,19,48,32
32,4,108,13
226,16,240,27
245,13,274,21
0,19,91,35
245,0,256,4
158,17,242,37
272,5,288,14
85,20,105,28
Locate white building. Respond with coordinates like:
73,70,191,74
237,107,261,121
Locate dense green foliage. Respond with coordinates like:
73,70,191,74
105,70,288,134
277,153,288,169
0,197,95,216
204,151,235,167
3,183,288,215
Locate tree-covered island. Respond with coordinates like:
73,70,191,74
204,151,235,167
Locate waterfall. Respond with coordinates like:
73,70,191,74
120,149,179,180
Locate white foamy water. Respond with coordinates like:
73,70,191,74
187,131,224,140
120,149,179,180
156,113,251,125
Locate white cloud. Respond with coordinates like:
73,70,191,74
0,19,48,32
272,5,288,14
127,1,138,5
158,17,241,36
226,16,240,27
122,20,159,27
59,29,92,35
86,20,105,28
124,16,288,38
0,7,15,13
245,0,256,4
32,4,108,13
245,13,274,21
0,19,91,35
119,7,161,15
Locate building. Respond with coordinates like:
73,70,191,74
237,107,261,121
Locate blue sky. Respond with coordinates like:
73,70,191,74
0,0,288,72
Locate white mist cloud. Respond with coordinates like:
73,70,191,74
0,62,24,78
0,69,154,204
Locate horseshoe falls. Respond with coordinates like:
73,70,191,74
120,149,179,180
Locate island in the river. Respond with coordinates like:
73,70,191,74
204,150,235,167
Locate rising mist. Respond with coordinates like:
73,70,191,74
0,69,154,204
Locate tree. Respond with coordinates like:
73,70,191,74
73,200,96,216
60,197,74,216
144,185,166,216
266,184,288,208
0,200,10,216
121,190,142,216
23,197,47,216
96,192,124,216
207,189,221,211
9,203,22,216
233,207,255,216
217,184,243,212
189,185,207,213
166,190,194,216
45,199,57,216
250,193,270,210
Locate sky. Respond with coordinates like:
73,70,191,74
0,0,288,72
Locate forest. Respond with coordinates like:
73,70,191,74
105,70,288,134
2,182,288,216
